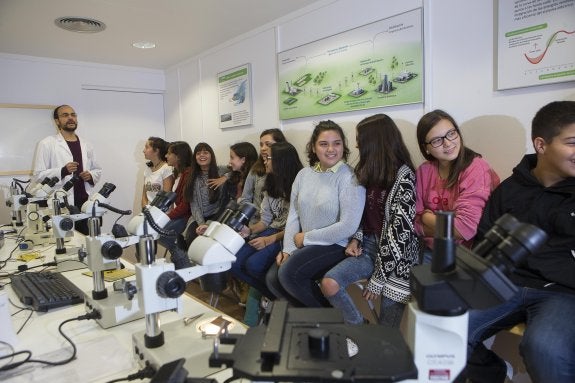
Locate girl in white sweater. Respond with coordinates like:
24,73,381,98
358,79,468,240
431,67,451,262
267,120,365,307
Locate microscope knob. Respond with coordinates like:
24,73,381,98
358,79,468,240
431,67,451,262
308,328,330,359
19,196,29,205
119,281,138,301
156,271,186,298
101,240,123,260
59,217,74,232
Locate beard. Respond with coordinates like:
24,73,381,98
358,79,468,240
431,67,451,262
60,122,77,132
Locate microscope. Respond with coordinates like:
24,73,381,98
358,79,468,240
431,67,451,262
6,176,61,246
130,201,257,378
194,211,547,383
6,178,29,228
51,177,113,270
81,189,176,329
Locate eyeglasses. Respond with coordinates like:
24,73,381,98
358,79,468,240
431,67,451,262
425,129,459,148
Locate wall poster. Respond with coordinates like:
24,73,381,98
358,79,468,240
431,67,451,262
218,63,252,129
497,0,575,90
277,8,423,120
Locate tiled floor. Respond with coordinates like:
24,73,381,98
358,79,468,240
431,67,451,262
185,278,246,323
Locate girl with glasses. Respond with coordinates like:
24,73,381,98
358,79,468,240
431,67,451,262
231,142,303,325
415,110,500,258
239,129,287,224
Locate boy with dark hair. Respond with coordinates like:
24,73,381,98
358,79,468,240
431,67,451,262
465,101,575,383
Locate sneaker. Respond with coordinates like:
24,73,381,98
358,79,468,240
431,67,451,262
260,296,271,311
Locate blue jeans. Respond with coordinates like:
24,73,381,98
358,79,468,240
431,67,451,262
230,227,280,298
323,234,377,324
467,287,575,383
278,244,346,307
266,262,301,306
323,234,406,327
158,217,187,249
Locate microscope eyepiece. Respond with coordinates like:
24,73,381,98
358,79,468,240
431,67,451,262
224,202,257,232
62,174,79,191
149,191,177,212
485,222,547,275
472,214,521,257
98,182,116,198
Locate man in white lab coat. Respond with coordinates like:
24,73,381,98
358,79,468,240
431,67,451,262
34,105,102,234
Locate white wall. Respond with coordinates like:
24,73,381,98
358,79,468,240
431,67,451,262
165,0,575,181
0,53,166,233
2,0,574,230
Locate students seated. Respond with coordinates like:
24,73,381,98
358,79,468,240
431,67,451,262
320,114,420,326
239,129,288,224
415,110,500,260
463,101,575,383
226,142,258,199
158,141,192,249
266,120,365,307
234,129,287,323
141,136,173,209
183,142,230,245
230,142,302,325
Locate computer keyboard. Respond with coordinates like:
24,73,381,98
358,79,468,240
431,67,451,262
10,271,84,311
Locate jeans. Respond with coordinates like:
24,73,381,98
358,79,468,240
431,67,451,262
157,217,187,250
379,297,405,328
230,227,280,298
266,262,303,307
323,234,377,324
278,244,346,307
467,287,575,383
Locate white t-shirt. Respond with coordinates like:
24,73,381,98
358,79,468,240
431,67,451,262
143,163,173,203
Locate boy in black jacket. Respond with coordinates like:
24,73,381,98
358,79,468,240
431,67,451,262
465,101,575,383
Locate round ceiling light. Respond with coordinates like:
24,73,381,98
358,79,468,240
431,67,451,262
54,17,106,33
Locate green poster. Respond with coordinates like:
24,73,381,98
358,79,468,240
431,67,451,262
278,8,423,120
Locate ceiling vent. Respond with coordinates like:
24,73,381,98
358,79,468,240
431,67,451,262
54,17,106,33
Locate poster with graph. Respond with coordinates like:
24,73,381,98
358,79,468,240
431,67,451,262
277,8,422,120
497,0,575,90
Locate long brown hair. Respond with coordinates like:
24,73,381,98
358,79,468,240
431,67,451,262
184,142,219,204
251,129,287,176
355,114,414,188
229,142,258,187
264,142,303,199
167,141,192,179
416,110,480,189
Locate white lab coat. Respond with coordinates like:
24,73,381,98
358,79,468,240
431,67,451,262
33,132,102,205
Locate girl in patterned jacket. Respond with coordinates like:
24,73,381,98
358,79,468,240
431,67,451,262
321,114,420,326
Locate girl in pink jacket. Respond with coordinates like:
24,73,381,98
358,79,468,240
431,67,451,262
415,110,500,254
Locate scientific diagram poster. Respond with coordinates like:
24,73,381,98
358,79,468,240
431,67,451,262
497,0,575,90
277,8,423,120
218,64,252,129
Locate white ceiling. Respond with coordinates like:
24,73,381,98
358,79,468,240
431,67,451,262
0,0,321,70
